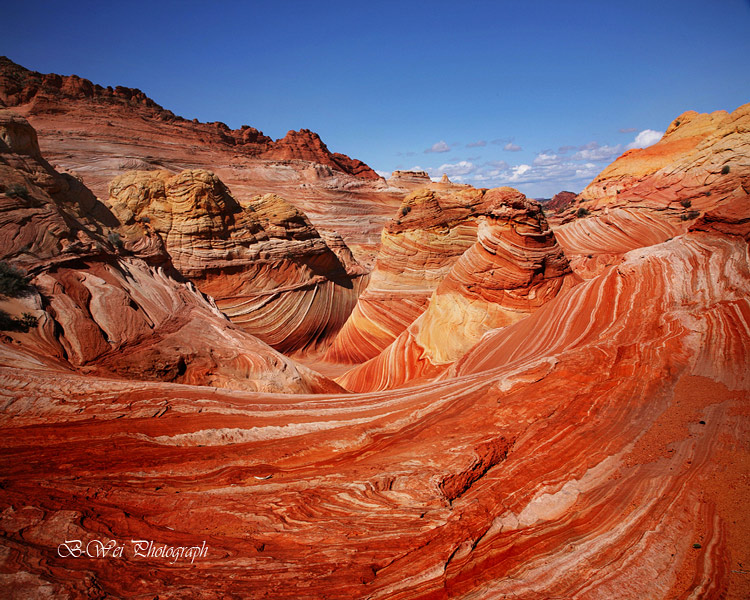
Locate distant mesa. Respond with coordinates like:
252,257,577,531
543,190,577,213
389,169,432,181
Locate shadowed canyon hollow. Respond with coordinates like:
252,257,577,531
0,57,749,599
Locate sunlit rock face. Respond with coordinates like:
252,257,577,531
337,188,580,391
553,103,750,278
324,187,487,364
1,195,748,599
107,169,367,356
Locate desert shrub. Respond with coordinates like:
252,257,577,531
400,205,412,217
0,261,32,297
721,165,730,175
0,310,37,332
19,312,38,330
681,210,700,221
680,199,692,208
107,231,124,249
576,207,590,218
5,183,29,200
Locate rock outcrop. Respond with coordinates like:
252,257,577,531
0,57,399,267
263,129,381,180
0,87,748,600
324,187,487,363
1,207,747,599
543,190,577,213
387,169,433,189
553,103,750,278
337,188,579,391
107,169,367,356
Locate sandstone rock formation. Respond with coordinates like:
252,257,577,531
0,85,748,600
1,201,747,599
387,169,433,189
543,189,577,213
337,188,579,391
324,187,488,363
553,103,750,278
107,169,367,355
263,129,381,180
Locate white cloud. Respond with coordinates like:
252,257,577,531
626,129,663,150
533,152,560,166
466,140,487,148
619,127,637,133
433,160,477,178
506,164,532,181
424,140,450,153
504,142,522,152
572,144,622,162
375,169,391,178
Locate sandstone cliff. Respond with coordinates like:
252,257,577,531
0,57,399,266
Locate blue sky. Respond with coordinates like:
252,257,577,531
3,0,749,197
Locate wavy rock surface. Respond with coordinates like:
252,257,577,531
1,222,747,598
553,103,750,278
1,78,748,599
107,170,366,356
324,187,488,364
338,189,579,391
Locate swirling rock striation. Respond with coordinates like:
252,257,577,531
0,86,748,599
324,187,490,363
0,114,341,393
553,103,750,278
338,188,579,391
108,169,367,356
0,221,747,598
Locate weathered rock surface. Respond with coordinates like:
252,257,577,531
553,103,750,278
338,188,579,391
107,169,367,356
543,189,577,213
324,187,488,363
0,114,341,393
387,169,433,189
1,221,747,599
0,83,748,600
